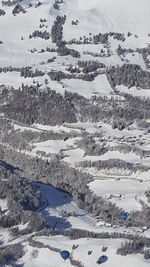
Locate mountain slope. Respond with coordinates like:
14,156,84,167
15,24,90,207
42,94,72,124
0,0,150,266
63,0,150,40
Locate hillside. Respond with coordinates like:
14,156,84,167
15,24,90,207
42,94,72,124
0,0,150,266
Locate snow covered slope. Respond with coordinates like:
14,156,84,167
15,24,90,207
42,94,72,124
63,0,150,39
0,0,150,266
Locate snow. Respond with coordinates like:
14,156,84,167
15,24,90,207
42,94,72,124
89,179,150,212
33,138,79,155
0,72,49,92
64,122,102,134
63,74,113,98
18,243,72,267
13,123,42,132
2,180,150,266
35,182,150,234
63,0,150,40
0,198,8,211
117,85,150,98
1,0,150,265
0,0,149,94
33,123,80,133
65,122,144,137
0,0,55,67
36,183,96,230
13,122,81,134
0,229,10,247
124,52,146,70
17,236,150,267
18,222,29,230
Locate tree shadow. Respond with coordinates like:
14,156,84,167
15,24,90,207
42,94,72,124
34,183,73,229
34,182,72,209
0,160,21,173
41,208,71,230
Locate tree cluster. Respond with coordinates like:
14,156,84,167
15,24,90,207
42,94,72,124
12,3,26,15
29,30,50,40
107,64,150,89
0,8,5,16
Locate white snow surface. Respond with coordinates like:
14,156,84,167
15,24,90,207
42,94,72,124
0,0,149,97
16,236,150,267
89,179,150,212
63,0,150,39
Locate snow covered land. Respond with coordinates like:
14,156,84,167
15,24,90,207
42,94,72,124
0,0,150,266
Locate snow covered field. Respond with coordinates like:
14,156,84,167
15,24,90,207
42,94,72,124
63,0,150,39
16,237,150,267
89,179,149,212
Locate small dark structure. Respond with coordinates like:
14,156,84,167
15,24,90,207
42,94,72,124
60,250,70,260
120,212,128,221
126,162,133,168
97,255,108,264
102,246,108,252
